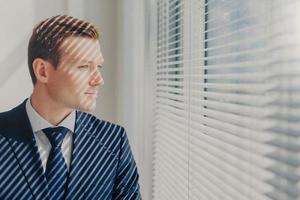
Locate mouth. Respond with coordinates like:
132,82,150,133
85,91,98,98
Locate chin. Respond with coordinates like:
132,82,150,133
77,102,96,112
74,98,97,112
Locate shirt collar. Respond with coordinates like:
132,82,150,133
25,98,75,133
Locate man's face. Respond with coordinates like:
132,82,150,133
46,36,104,112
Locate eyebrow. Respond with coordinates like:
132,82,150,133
77,61,103,67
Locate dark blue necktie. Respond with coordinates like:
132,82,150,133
43,126,69,200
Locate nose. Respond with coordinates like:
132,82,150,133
89,66,104,86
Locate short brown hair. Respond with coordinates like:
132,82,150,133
28,15,99,84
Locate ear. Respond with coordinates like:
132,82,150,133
32,58,51,83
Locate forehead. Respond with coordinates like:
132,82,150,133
59,36,104,65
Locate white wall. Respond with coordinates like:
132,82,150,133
116,1,154,199
0,0,66,111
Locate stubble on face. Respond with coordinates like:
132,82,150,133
48,36,104,112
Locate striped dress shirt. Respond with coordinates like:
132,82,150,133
25,98,75,172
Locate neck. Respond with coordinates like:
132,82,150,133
31,85,73,126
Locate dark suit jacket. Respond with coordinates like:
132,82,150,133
0,100,141,200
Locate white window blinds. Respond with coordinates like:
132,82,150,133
152,0,300,199
153,0,189,199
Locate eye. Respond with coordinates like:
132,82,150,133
77,65,89,70
97,65,103,70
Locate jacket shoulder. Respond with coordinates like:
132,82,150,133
75,111,128,155
0,110,12,127
0,105,23,129
0,99,28,129
75,111,126,137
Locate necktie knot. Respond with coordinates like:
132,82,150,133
43,126,69,148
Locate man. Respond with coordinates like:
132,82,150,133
0,15,141,200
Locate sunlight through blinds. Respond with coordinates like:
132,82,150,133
152,0,300,199
153,0,189,200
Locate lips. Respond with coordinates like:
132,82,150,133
85,91,98,97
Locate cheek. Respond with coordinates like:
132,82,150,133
50,76,76,95
65,77,89,95
72,73,92,88
48,76,63,90
71,70,91,83
50,70,91,95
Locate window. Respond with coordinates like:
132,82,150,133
152,0,300,199
153,0,189,199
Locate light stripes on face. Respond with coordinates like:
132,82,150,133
49,36,104,112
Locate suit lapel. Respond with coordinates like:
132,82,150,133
4,100,49,200
65,111,96,200
65,111,119,200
